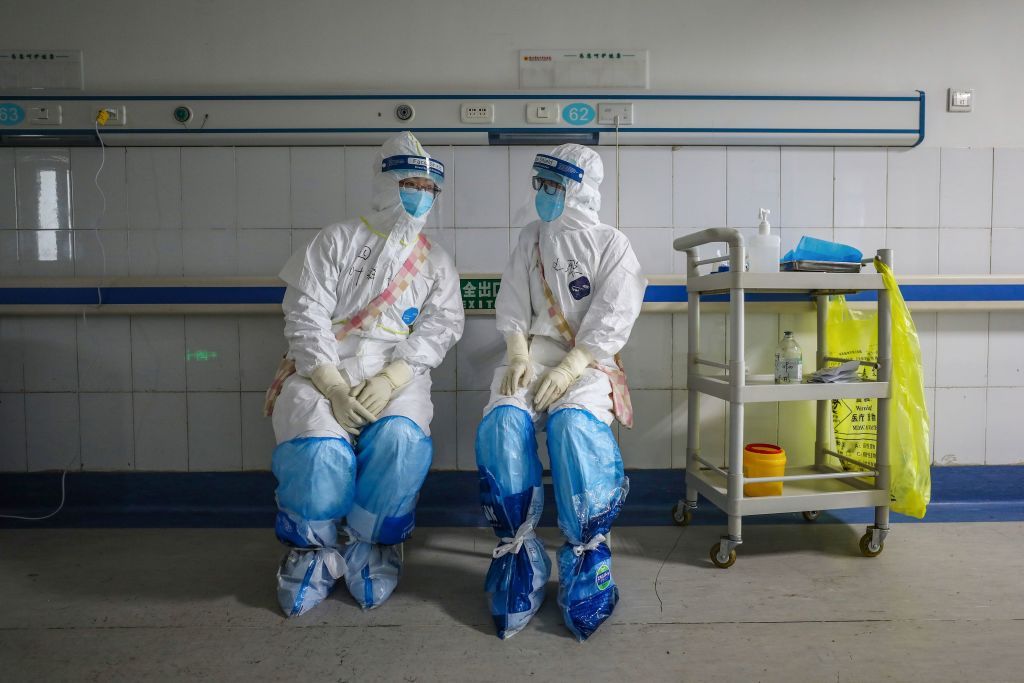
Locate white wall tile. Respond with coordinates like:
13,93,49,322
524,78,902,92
187,392,242,470
237,147,290,229
985,387,1024,465
674,147,726,228
80,393,133,470
25,393,80,471
241,392,275,470
618,147,672,228
182,229,238,276
990,228,1024,275
834,148,886,228
181,148,235,229
509,146,547,228
886,148,939,228
925,387,936,459
988,312,1024,387
184,316,240,391
18,229,73,276
780,147,833,228
238,316,287,391
594,146,619,227
455,316,503,391
77,316,132,392
22,317,77,392
620,227,672,275
940,147,993,229
133,392,187,471
290,228,321,255
938,228,990,274
430,391,457,470
992,148,1024,228
885,228,938,274
0,148,16,229
0,231,19,276
744,313,780,376
0,393,26,471
422,145,455,230
16,149,71,231
343,147,377,218
620,314,672,389
126,147,182,230
71,147,128,230
455,147,509,228
131,316,186,392
913,312,938,388
128,230,183,276
290,147,346,229
432,347,457,392
618,389,672,468
455,227,509,273
933,387,986,465
726,147,780,228
237,229,291,276
670,227,704,274
73,229,130,276
671,313,687,390
833,227,886,261
672,312,727,389
738,402,778,446
455,390,489,470
670,390,687,468
0,318,24,392
777,400,815,467
700,394,728,468
935,312,989,387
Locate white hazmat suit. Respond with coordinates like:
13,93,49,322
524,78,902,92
270,132,464,617
475,144,646,640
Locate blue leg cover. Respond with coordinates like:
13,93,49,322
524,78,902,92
343,416,432,609
547,408,630,641
476,405,551,639
272,436,356,618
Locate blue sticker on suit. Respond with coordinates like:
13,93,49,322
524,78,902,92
568,276,591,300
402,307,419,325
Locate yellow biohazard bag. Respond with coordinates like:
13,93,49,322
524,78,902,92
825,260,931,518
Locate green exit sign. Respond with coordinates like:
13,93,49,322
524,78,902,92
460,278,501,311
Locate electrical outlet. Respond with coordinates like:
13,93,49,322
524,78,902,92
29,105,61,125
597,102,634,125
460,102,494,123
526,102,560,124
101,106,127,126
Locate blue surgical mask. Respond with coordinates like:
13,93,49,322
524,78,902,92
535,189,565,222
400,188,434,218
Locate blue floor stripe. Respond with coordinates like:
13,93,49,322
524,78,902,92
0,467,1021,528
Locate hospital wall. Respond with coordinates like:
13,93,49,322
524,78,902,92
1,143,1021,471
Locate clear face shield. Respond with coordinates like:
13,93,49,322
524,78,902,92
511,151,585,228
381,151,449,248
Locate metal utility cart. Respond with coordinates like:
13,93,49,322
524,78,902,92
671,228,892,568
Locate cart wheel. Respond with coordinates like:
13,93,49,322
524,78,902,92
671,502,693,527
710,542,737,568
802,510,820,522
859,532,884,558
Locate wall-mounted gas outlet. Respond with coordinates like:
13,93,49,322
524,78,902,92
29,105,61,125
597,102,634,125
100,106,127,126
460,102,494,123
947,88,974,113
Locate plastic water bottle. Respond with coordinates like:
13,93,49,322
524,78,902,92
774,331,803,384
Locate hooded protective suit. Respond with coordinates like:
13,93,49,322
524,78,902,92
271,132,464,617
476,144,646,640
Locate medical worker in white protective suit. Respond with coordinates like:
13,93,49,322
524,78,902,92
265,131,464,617
476,144,646,640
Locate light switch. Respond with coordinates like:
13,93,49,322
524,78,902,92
947,88,974,113
526,102,559,124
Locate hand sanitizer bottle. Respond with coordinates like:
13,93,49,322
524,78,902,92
748,209,780,273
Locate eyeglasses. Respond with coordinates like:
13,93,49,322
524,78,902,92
398,178,442,197
532,176,565,196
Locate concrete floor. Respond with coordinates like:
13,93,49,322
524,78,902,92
1,523,1023,682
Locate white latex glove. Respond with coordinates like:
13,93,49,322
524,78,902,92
352,359,413,418
311,364,376,436
500,333,534,396
533,347,593,412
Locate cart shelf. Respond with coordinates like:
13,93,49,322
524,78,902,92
690,375,889,403
687,270,885,294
